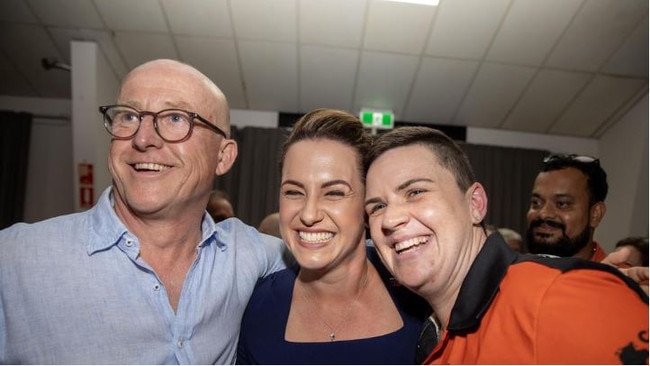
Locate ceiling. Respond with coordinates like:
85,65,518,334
0,0,647,138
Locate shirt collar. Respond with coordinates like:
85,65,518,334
202,213,227,251
85,187,225,255
447,232,519,332
86,187,129,255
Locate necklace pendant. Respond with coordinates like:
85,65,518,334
329,333,335,341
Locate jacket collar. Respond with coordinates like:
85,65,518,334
447,232,518,331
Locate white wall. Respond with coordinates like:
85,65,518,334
467,127,599,156
70,41,117,211
95,43,120,195
231,109,278,129
597,94,649,251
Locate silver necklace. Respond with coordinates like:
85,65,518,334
298,263,370,341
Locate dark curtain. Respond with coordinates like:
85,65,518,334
214,126,289,227
461,142,549,242
0,111,33,229
214,126,548,242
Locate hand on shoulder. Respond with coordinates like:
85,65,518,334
601,247,649,295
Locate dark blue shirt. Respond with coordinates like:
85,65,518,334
237,246,430,364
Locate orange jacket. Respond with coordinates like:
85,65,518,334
425,235,648,364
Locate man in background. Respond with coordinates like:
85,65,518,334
526,153,648,291
613,236,649,268
207,189,235,222
497,227,524,253
258,212,280,238
526,154,608,261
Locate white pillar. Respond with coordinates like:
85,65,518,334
70,41,118,211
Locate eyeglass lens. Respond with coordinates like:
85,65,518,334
103,106,194,142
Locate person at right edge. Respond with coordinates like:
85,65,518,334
363,126,648,364
526,153,649,292
526,153,610,261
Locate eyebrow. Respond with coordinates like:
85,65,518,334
531,192,573,200
364,196,381,207
552,193,574,200
397,178,433,191
280,179,352,189
364,177,433,207
322,179,352,189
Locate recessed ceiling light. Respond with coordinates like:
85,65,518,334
381,0,439,6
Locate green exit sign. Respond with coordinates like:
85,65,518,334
360,110,394,129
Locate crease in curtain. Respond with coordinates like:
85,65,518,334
214,126,289,228
0,110,33,229
461,142,549,247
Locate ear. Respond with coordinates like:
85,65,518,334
467,182,488,225
215,139,238,176
589,201,606,228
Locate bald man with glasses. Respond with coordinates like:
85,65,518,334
0,59,289,364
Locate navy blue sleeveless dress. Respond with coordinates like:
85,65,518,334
236,246,430,364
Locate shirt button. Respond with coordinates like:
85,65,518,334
153,284,161,291
177,337,184,349
125,240,134,247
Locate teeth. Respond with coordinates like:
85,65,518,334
395,236,428,253
299,231,334,243
134,163,170,171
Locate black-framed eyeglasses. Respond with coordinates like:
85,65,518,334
99,105,227,143
543,153,600,165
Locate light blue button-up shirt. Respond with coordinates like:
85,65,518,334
0,187,287,364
